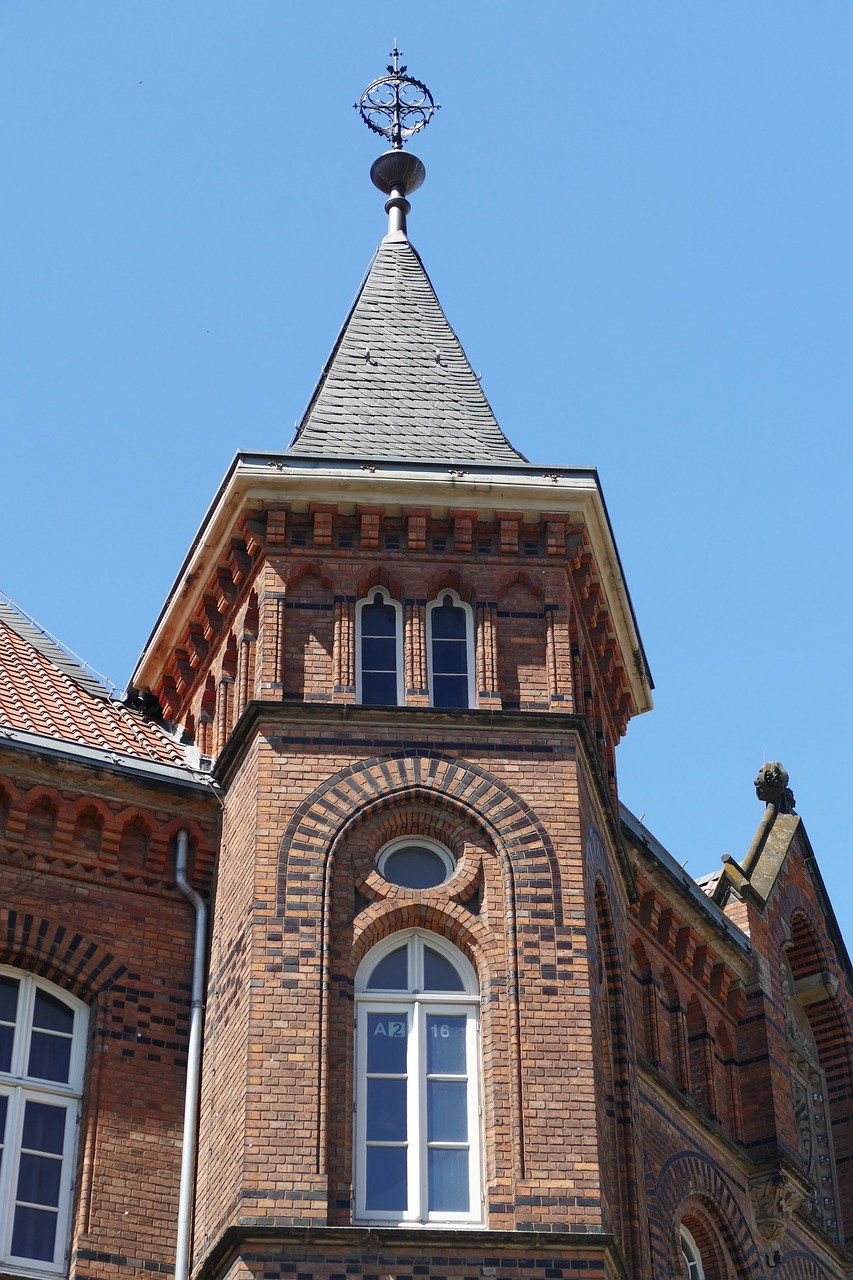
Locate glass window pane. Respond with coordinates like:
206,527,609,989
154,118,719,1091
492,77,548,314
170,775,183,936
431,604,466,640
366,946,408,992
28,1030,72,1084
0,975,19,1024
367,1077,407,1141
0,1092,7,1159
363,600,397,638
366,1012,408,1073
17,1152,62,1208
361,634,396,672
361,671,398,706
382,847,450,890
31,990,74,1036
428,1147,469,1213
21,1101,66,1157
11,1204,57,1263
432,675,469,709
432,639,468,675
423,946,465,991
426,1015,467,1075
365,1144,407,1212
427,1080,468,1143
0,1025,14,1075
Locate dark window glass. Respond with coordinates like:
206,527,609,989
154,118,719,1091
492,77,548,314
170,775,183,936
11,1204,57,1262
31,991,73,1037
382,846,450,889
366,947,408,993
0,975,19,1025
423,946,465,991
365,1145,407,1211
427,1147,469,1212
431,598,469,709
28,1032,72,1085
366,1013,408,1072
367,1078,407,1141
360,595,399,705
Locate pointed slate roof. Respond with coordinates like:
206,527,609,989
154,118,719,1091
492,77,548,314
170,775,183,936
0,601,186,766
289,234,528,465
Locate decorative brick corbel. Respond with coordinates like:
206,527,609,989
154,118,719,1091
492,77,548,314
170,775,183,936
450,509,476,553
311,504,336,548
749,1164,812,1267
226,537,252,585
404,507,430,551
496,511,522,554
266,506,288,546
358,506,383,551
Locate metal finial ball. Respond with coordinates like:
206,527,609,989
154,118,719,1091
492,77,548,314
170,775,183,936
356,54,439,150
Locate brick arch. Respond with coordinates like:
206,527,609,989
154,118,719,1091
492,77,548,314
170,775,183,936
276,752,563,926
497,570,544,601
347,898,497,987
355,565,403,602
0,907,126,1003
425,568,475,606
285,560,333,591
649,1151,763,1280
281,753,562,1184
774,1252,836,1280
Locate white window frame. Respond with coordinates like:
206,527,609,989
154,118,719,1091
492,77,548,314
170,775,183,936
355,587,404,706
353,930,482,1227
375,836,456,888
425,591,475,710
0,968,87,1277
680,1226,705,1280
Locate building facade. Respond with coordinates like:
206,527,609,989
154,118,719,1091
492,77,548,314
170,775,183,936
0,86,851,1280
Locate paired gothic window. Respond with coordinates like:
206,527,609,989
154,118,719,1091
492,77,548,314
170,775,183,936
427,592,474,709
0,969,86,1273
354,931,481,1226
356,589,475,709
356,589,403,706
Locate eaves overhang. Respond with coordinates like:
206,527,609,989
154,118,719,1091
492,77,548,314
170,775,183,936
132,450,654,717
0,724,218,797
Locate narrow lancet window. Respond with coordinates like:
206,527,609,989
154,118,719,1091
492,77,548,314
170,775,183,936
356,589,402,706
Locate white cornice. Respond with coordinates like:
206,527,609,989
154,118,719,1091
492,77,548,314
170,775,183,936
133,455,653,716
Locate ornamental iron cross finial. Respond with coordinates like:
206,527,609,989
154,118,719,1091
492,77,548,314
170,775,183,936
355,43,439,150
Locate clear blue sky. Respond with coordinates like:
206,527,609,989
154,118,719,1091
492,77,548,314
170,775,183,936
1,4,850,950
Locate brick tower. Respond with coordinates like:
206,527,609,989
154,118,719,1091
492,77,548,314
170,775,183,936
125,54,853,1280
130,54,654,1280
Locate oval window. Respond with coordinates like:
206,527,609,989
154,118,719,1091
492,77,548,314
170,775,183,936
376,838,455,889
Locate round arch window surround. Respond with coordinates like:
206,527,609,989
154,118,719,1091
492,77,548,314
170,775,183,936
376,837,456,890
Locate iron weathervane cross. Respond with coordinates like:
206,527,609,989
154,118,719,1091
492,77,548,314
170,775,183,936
355,42,439,150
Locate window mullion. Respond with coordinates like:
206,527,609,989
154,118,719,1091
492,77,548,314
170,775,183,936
410,1000,424,1222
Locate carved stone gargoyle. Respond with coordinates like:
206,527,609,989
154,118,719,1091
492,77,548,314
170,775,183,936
755,762,796,815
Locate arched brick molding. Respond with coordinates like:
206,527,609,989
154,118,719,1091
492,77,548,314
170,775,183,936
770,885,853,1246
277,753,566,1186
0,908,126,1001
774,1252,838,1280
649,1150,763,1280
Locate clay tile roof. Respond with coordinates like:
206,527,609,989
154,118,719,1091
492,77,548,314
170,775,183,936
288,235,529,466
0,601,186,767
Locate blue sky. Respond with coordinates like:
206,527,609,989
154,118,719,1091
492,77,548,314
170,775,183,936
1,4,851,949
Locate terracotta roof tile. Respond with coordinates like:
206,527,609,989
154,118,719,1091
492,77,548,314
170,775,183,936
0,603,187,767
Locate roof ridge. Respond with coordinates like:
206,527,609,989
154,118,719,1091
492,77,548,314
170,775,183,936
0,595,115,701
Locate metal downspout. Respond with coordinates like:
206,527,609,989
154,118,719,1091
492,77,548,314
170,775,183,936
175,829,207,1280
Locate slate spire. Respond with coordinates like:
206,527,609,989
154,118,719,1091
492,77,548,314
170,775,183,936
287,51,527,466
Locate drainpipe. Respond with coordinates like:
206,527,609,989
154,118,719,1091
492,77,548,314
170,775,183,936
175,829,207,1280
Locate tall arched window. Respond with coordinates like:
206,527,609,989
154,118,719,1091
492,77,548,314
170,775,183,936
426,592,474,710
0,969,87,1273
354,930,481,1226
356,588,403,706
680,1226,705,1279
